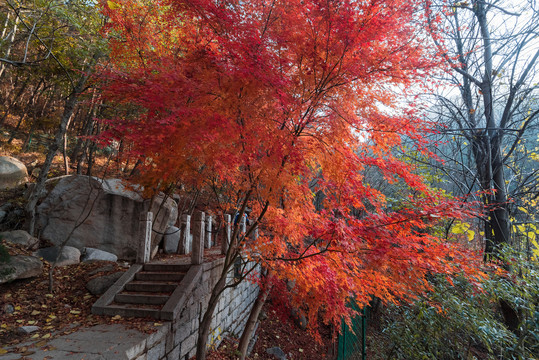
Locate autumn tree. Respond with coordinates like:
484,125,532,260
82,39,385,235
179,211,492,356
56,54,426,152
0,0,108,234
423,0,539,258
99,0,485,359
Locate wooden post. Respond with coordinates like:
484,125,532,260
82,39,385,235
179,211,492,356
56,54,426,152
179,214,191,254
205,215,212,248
221,214,231,255
137,212,152,264
192,211,205,264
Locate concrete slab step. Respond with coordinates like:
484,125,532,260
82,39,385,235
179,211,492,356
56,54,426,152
115,293,169,305
125,281,177,293
101,304,161,319
143,263,191,272
135,271,184,281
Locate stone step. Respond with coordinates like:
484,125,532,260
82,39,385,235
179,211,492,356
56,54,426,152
125,281,177,293
135,271,184,282
101,304,161,319
115,293,169,305
143,263,191,272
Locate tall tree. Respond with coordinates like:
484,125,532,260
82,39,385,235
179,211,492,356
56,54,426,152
424,0,539,258
0,0,107,233
100,0,485,358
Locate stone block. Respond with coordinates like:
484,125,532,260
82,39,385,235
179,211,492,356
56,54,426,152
134,353,147,360
174,322,191,345
182,333,197,356
147,341,166,360
165,328,174,353
166,345,180,360
147,323,170,348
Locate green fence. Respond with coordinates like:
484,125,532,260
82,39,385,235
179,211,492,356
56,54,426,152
338,302,369,360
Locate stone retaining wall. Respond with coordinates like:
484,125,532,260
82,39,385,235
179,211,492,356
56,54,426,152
130,257,260,360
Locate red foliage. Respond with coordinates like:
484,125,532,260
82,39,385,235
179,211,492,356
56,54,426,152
98,0,485,339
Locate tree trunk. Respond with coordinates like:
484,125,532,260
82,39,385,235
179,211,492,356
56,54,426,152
196,270,228,360
24,73,91,235
238,270,274,359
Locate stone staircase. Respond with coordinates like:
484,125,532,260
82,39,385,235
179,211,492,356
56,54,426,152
92,262,202,321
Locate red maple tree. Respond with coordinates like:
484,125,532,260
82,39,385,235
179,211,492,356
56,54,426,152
98,0,485,358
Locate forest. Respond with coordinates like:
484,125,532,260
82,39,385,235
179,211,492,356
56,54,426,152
0,0,538,359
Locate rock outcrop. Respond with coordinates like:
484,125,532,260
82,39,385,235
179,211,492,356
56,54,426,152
81,247,118,262
35,175,177,260
0,230,39,250
0,156,28,189
0,255,43,284
34,246,81,266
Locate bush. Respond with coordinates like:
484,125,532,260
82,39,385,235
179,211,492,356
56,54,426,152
381,249,539,360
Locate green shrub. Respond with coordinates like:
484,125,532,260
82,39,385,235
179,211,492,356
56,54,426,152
382,249,539,360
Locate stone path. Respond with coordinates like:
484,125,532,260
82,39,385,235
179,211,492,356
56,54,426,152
1,323,169,360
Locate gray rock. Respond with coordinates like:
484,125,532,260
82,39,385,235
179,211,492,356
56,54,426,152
291,308,307,330
266,346,287,360
34,246,80,266
18,326,40,334
3,303,14,314
0,230,39,250
88,264,115,275
0,255,43,284
0,202,11,212
163,226,181,254
35,175,177,260
81,247,118,262
0,210,6,223
85,272,123,295
0,156,28,189
23,175,72,202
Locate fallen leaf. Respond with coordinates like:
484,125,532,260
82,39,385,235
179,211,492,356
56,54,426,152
31,334,40,339
31,310,41,316
42,333,51,339
0,348,6,354
70,310,80,315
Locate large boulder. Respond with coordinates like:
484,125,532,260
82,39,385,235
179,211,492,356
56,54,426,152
0,156,28,189
85,272,124,295
81,247,118,262
0,255,43,284
0,230,39,250
163,226,181,254
34,246,81,266
35,175,177,260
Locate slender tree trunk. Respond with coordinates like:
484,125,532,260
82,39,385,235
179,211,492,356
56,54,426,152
0,15,19,79
0,74,27,127
24,73,91,235
238,269,274,359
196,271,228,360
475,1,511,258
63,114,74,175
